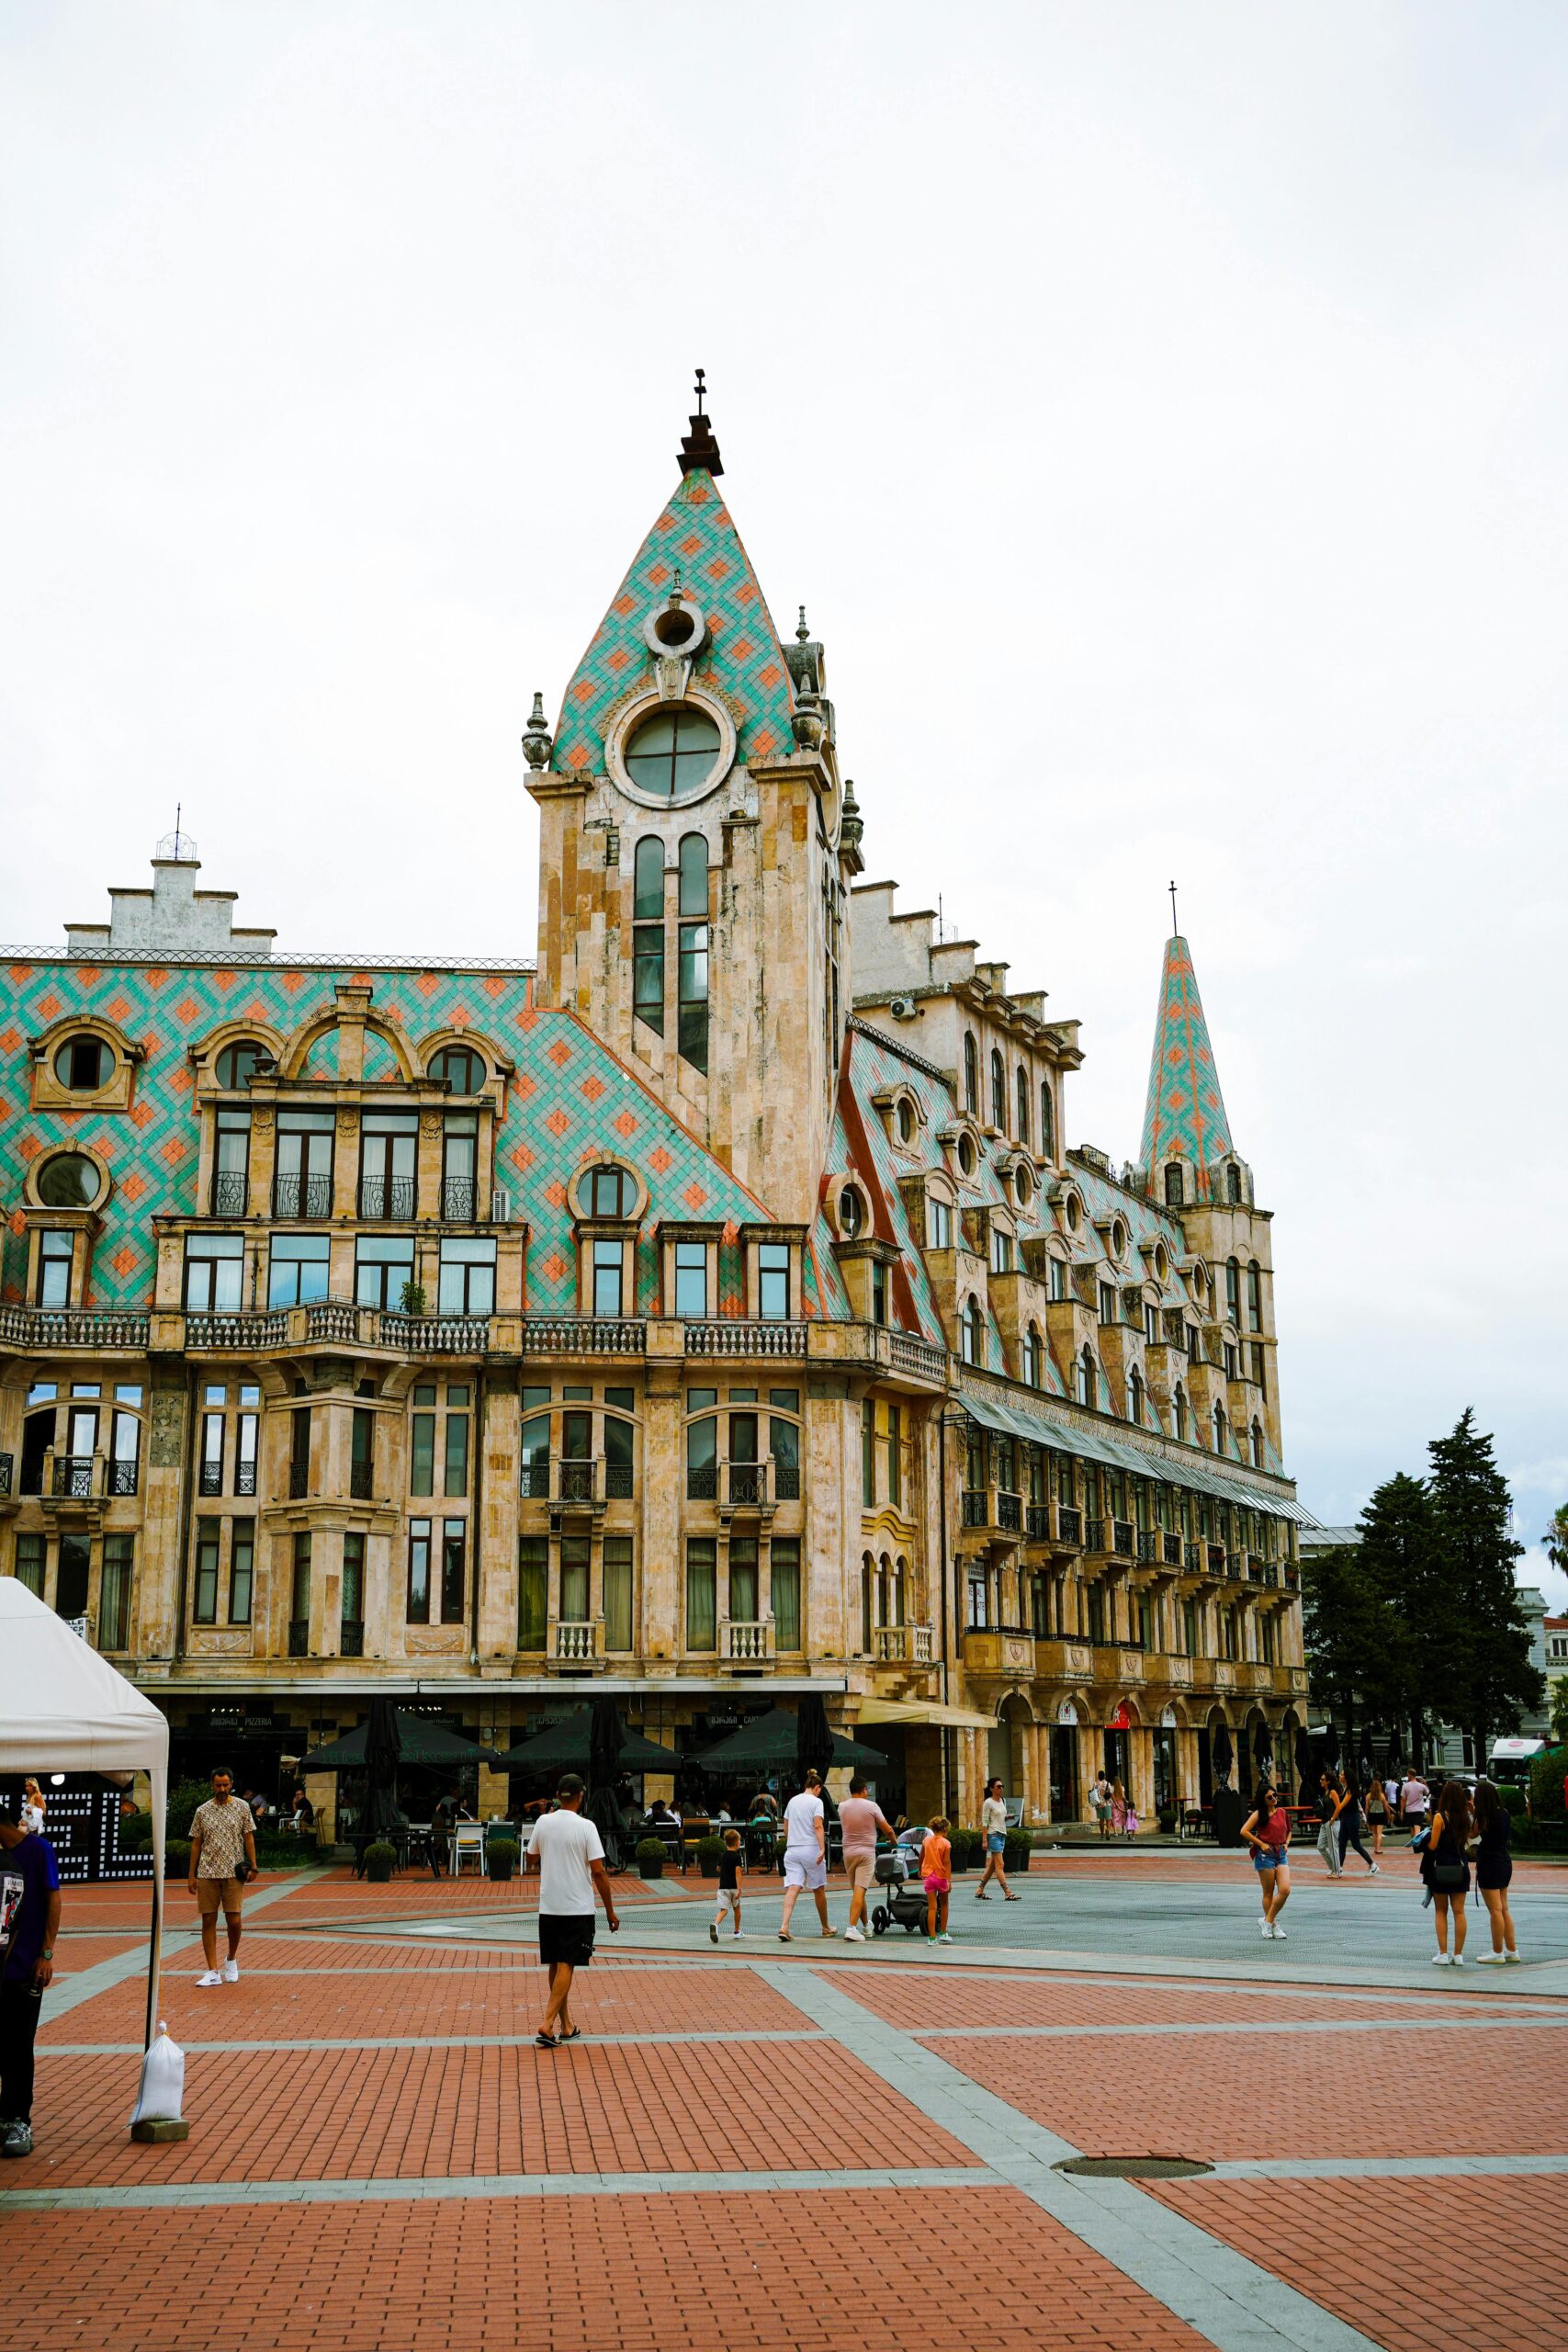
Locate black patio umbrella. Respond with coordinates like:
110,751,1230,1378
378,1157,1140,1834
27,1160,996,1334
361,1696,404,1843
496,1710,679,1775
1294,1725,1316,1798
1252,1721,1272,1768
795,1691,837,1789
585,1695,625,1873
1212,1721,1234,1786
300,1712,504,1771
692,1706,887,1779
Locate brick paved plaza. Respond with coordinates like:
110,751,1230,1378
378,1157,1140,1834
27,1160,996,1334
5,1850,1567,2352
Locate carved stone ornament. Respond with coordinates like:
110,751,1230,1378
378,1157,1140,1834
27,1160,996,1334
149,1392,186,1468
521,691,554,772
421,1113,442,1139
336,1108,357,1135
252,1104,274,1131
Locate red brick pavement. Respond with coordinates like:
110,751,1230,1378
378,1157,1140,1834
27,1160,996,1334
829,1964,1501,2031
0,2188,1213,2352
924,2023,1568,2160
1145,2174,1568,2352
25,2036,972,2188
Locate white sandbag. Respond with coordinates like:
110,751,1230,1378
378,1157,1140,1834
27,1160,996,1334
130,2022,186,2125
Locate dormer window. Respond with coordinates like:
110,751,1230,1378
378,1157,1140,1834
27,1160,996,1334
1021,1324,1043,1388
927,1195,953,1251
956,1133,977,1179
960,1299,985,1365
963,1034,978,1116
625,706,722,801
215,1039,266,1089
988,1225,1014,1275
1226,1163,1242,1204
1164,1163,1185,1208
757,1243,790,1319
430,1044,484,1094
674,1241,707,1317
54,1034,111,1091
586,1163,635,1219
838,1184,864,1240
592,1239,626,1317
989,1048,1005,1132
896,1097,916,1146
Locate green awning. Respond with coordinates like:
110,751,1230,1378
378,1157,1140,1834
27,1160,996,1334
959,1384,1307,1523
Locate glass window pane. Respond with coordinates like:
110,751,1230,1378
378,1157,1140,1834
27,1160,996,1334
685,1539,716,1651
517,1537,547,1648
411,1413,435,1496
772,1540,800,1650
673,1242,706,1317
229,1523,254,1625
728,1537,758,1623
440,1520,466,1623
444,1413,469,1497
560,1532,591,1623
604,1537,633,1653
678,833,707,916
633,837,664,920
407,1521,431,1623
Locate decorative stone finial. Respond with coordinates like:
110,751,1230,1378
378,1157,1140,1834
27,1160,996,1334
521,691,554,773
677,368,725,479
840,778,863,852
796,605,810,642
791,683,825,753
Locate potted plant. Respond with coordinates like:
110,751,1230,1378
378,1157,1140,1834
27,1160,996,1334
397,1278,427,1317
947,1826,978,1874
487,1838,519,1883
635,1837,666,1881
1003,1827,1031,1873
695,1834,725,1879
164,1838,191,1880
363,1839,397,1883
1157,1804,1178,1836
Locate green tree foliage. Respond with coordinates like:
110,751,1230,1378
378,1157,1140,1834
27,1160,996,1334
1427,1410,1543,1757
1542,1502,1568,1580
1353,1472,1432,1736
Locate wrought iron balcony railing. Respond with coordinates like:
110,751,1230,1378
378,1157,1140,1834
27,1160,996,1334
273,1172,333,1220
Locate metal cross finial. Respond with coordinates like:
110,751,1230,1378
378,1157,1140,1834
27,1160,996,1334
694,367,707,416
1168,879,1179,938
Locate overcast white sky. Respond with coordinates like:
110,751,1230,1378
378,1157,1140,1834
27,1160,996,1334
3,4,1563,1597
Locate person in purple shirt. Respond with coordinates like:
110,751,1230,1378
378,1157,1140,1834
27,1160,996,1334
0,1786,62,2159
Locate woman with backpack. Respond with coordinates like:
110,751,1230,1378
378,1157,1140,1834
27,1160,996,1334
1471,1780,1519,1965
1420,1779,1473,1966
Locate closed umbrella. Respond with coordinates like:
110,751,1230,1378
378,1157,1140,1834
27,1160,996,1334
1213,1721,1234,1786
1293,1725,1315,1802
362,1697,403,1843
795,1691,837,1790
692,1706,887,1778
1252,1721,1272,1772
585,1695,625,1873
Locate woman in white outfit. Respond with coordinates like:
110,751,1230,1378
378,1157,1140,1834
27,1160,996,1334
777,1770,836,1942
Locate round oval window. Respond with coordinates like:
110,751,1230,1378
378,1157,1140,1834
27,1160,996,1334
37,1152,101,1209
623,707,722,802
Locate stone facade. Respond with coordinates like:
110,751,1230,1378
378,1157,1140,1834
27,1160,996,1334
0,401,1306,1828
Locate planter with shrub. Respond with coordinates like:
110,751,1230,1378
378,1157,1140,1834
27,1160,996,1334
635,1837,666,1881
163,1838,191,1880
1003,1827,1031,1872
363,1840,397,1883
1496,1783,1529,1818
695,1834,725,1879
1157,1805,1179,1836
486,1839,519,1883
947,1827,980,1874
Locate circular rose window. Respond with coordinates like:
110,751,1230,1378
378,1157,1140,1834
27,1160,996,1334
37,1152,102,1209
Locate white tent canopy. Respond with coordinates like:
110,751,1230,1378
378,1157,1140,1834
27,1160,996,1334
0,1576,170,2049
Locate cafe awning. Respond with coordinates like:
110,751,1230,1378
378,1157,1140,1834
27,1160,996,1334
958,1384,1313,1522
855,1695,998,1733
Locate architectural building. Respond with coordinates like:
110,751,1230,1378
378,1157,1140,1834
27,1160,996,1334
0,393,1308,1829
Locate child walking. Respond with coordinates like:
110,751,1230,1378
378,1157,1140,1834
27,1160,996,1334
709,1827,744,1942
921,1815,953,1944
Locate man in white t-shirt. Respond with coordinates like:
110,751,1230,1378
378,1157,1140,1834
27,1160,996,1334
525,1775,619,2048
778,1770,836,1942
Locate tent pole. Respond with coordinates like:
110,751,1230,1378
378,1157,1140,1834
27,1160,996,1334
144,1761,166,2052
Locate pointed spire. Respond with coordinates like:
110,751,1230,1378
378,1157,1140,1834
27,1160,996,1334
677,366,724,479
1139,930,1234,1180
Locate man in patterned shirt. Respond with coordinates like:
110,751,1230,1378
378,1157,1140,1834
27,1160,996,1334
187,1769,257,1987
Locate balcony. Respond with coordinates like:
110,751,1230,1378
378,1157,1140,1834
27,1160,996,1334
350,1460,374,1501
1282,1564,1300,1591
1033,1636,1095,1681
186,1311,289,1351
1247,1554,1278,1588
555,1619,600,1664
0,1453,11,1497
377,1312,491,1355
1225,1550,1247,1581
886,1329,949,1385
359,1174,416,1221
773,1461,800,1501
441,1177,478,1222
874,1623,934,1666
720,1618,773,1664
687,1464,717,1502
1085,1517,1106,1553
1111,1520,1135,1559
962,1487,1023,1544
209,1170,249,1216
962,1625,1038,1678
340,1619,365,1658
520,1459,551,1499
51,1454,96,1499
107,1459,139,1498
685,1320,807,1358
604,1463,634,1500
1206,1544,1227,1577
0,1306,150,1351
1162,1531,1184,1567
288,1618,310,1657
720,1460,774,1520
556,1458,599,1510
1136,1530,1159,1564
302,1302,357,1346
273,1173,333,1220
962,1489,987,1529
1056,1504,1082,1546
1025,1503,1051,1543
523,1317,646,1356
998,1489,1022,1534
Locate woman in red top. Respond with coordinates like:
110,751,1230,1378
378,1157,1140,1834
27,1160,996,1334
1241,1780,1292,1940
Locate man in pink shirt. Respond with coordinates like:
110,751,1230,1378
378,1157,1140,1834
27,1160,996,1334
839,1773,897,1945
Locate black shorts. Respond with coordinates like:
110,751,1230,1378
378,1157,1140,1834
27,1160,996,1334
538,1913,596,1970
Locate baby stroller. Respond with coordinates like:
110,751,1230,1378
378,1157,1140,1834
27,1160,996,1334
869,1835,931,1937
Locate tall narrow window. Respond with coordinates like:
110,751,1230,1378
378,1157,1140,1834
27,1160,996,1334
1225,1257,1241,1324
274,1110,334,1219
1022,1326,1043,1388
517,1536,547,1648
289,1532,312,1651
193,1521,220,1625
99,1533,133,1649
1077,1346,1095,1407
1040,1079,1055,1162
677,833,709,1073
1251,1419,1266,1468
884,1403,902,1509
757,1243,790,1319
728,1535,759,1624
1227,1164,1242,1204
1016,1065,1030,1145
352,1407,375,1498
769,1412,798,1500
412,1388,435,1497
185,1231,244,1311
212,1109,251,1215
964,1034,978,1115
520,1411,550,1498
673,1241,706,1317
407,1521,431,1623
444,1388,469,1497
927,1196,953,1250
200,1402,224,1497
686,1414,717,1500
438,1238,495,1316
441,1115,479,1221
341,1532,366,1649
229,1521,254,1625
441,1520,466,1623
1213,1403,1228,1453
633,837,666,1037
871,1258,887,1325
236,1391,259,1496
861,1399,876,1508
1247,1261,1262,1331
15,1532,44,1598
37,1230,73,1307
1164,1162,1184,1207
288,1406,311,1498
961,1299,985,1365
1174,1385,1189,1442
772,1538,801,1650
360,1112,419,1220
604,1536,634,1652
686,1538,717,1651
592,1239,625,1317
990,1047,1006,1131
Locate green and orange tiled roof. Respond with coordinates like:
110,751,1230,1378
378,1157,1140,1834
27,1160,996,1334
1138,934,1233,1184
550,469,795,775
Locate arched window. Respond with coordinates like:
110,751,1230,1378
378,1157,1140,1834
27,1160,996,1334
53,1035,112,1091
677,834,709,1073
964,1034,978,1115
839,1184,863,1239
1247,1261,1262,1331
960,1298,985,1365
1250,1419,1265,1468
1225,1257,1240,1324
1039,1079,1055,1162
215,1038,266,1090
1015,1065,1030,1146
1213,1402,1228,1453
896,1097,915,1145
429,1044,484,1094
633,838,665,1037
1077,1346,1095,1408
1128,1368,1144,1425
1164,1162,1184,1207
1226,1163,1242,1204
990,1047,1006,1132
583,1163,633,1218
1174,1384,1189,1442
1021,1324,1043,1389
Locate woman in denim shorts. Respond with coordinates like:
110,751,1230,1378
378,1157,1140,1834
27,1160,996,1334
1241,1781,1292,1941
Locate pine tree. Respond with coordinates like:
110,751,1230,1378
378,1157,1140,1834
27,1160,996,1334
1357,1471,1440,1759
1301,1544,1382,1758
1427,1409,1543,1759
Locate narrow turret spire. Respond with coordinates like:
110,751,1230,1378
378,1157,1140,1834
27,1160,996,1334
677,367,724,479
1139,930,1233,1178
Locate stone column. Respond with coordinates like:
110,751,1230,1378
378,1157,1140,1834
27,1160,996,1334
640,1335,684,1665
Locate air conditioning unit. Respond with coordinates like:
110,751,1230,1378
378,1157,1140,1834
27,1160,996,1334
489,1188,513,1224
888,996,918,1021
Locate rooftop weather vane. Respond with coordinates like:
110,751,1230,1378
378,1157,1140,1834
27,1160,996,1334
1169,878,1179,938
694,367,708,418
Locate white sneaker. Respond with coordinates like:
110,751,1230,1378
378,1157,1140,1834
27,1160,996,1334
1258,1917,1272,1938
1370,1863,1382,1875
1505,1951,1523,1964
197,1971,222,1987
1431,1951,1452,1966
1450,1953,1465,1968
844,1924,865,1942
1271,1924,1287,1939
1475,1951,1506,1965
221,1959,239,1984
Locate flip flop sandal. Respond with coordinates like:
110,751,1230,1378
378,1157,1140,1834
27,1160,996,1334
559,2029,582,2042
535,2032,558,2050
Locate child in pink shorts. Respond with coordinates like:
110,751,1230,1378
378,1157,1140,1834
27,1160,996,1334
920,1815,953,1943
